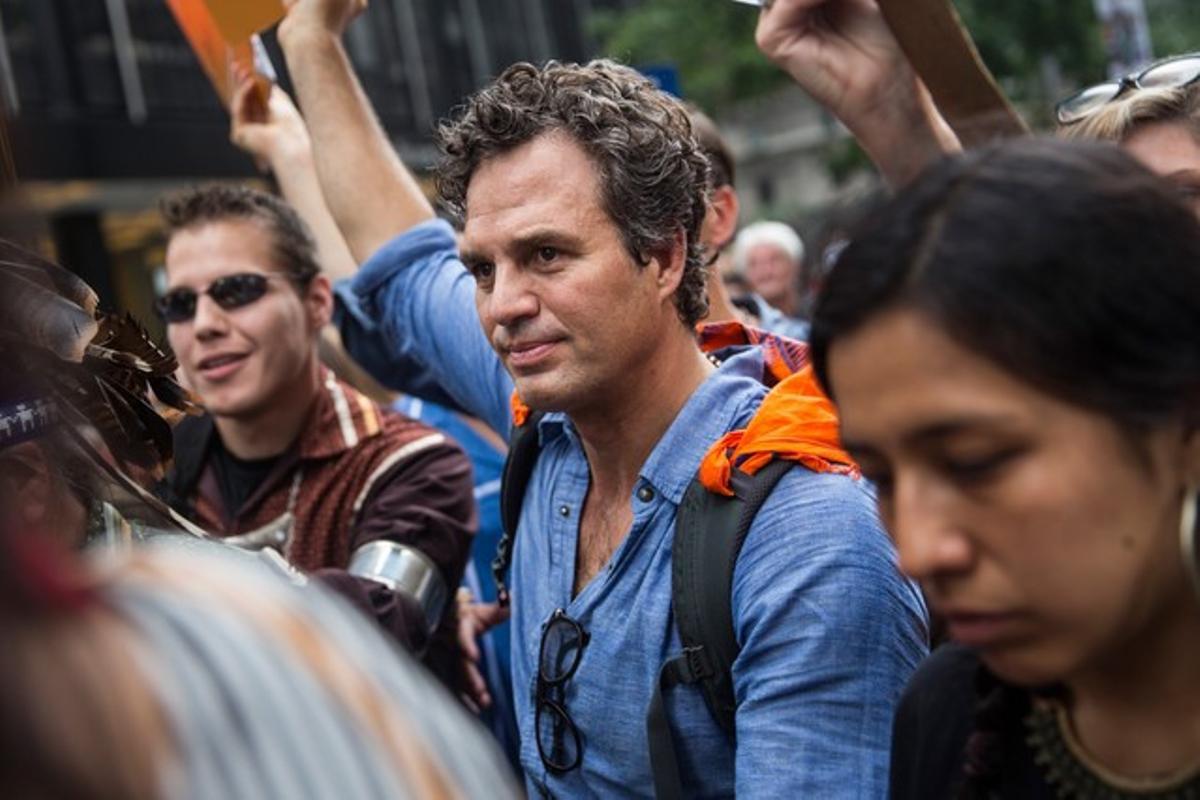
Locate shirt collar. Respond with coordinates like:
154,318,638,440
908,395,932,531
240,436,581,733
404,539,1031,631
297,368,385,460
535,347,769,506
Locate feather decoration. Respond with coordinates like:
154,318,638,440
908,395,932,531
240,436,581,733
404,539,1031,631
0,245,98,316
0,238,200,476
0,268,98,362
91,312,177,376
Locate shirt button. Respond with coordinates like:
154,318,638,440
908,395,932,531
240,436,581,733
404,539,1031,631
637,486,655,502
559,505,571,517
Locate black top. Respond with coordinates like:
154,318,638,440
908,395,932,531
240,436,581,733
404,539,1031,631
209,434,283,517
889,643,1053,799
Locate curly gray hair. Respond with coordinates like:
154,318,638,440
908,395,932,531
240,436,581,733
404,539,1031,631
436,60,711,326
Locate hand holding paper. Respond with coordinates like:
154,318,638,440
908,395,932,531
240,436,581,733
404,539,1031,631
230,76,312,173
165,0,283,108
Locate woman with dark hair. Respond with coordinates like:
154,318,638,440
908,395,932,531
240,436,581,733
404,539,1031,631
809,137,1200,798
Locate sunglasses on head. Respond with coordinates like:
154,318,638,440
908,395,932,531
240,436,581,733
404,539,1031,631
1056,53,1200,126
156,272,290,324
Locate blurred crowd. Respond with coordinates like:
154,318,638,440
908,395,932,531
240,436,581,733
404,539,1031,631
3,0,1200,798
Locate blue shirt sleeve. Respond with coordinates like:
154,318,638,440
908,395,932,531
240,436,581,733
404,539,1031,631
333,283,465,412
333,220,515,436
730,470,929,798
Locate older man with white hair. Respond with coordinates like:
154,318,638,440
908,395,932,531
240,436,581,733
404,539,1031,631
731,220,809,340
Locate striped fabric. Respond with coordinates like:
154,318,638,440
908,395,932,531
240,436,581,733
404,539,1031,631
107,539,519,799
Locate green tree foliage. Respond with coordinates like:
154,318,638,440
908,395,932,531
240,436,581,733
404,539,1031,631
1146,0,1200,60
951,0,1105,126
593,0,1199,116
591,0,787,112
593,0,1200,180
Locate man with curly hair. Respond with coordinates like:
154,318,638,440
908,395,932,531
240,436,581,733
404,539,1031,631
274,0,927,795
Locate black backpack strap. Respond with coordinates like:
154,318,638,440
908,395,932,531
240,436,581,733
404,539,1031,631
492,411,545,606
647,458,793,799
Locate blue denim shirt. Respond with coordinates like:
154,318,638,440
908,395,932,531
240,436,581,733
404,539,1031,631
748,294,812,342
336,220,929,798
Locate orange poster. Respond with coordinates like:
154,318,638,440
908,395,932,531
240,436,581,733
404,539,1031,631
164,0,284,107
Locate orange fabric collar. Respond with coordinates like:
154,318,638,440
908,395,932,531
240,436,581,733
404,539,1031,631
697,364,859,496
695,321,858,495
508,322,859,494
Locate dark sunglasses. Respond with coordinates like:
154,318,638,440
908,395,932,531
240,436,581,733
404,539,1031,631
156,272,284,324
1056,53,1200,126
535,608,589,774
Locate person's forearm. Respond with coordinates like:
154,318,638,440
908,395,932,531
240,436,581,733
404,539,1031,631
855,84,961,188
270,147,360,281
278,24,434,263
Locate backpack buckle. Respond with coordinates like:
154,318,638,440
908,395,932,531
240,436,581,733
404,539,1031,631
681,645,713,683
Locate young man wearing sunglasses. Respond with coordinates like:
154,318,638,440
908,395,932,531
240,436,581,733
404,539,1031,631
156,185,477,689
273,1,928,796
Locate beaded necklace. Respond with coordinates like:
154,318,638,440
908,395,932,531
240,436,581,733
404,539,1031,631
1025,699,1200,800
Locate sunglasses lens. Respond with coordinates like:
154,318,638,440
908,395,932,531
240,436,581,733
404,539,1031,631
1056,81,1122,124
156,289,197,323
1140,56,1200,90
209,273,270,310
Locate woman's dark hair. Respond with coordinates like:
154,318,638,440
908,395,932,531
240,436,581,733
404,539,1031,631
811,137,1200,796
811,137,1200,432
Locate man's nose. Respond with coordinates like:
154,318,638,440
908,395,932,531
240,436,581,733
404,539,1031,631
487,263,539,327
191,293,230,341
889,475,974,582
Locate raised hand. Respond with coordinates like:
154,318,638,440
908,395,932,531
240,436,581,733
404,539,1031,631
230,76,312,173
278,0,368,42
756,0,912,128
755,0,959,185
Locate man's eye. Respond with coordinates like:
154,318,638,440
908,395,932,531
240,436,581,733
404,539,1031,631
470,262,495,281
537,246,558,263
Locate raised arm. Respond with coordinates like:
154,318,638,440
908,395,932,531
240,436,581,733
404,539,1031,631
755,0,960,187
229,78,359,282
276,0,434,263
270,0,513,431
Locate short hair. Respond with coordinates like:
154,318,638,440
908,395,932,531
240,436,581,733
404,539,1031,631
686,104,735,189
159,185,320,287
1058,82,1200,145
436,60,711,327
732,221,805,277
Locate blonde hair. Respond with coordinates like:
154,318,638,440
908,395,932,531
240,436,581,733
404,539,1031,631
1058,82,1200,144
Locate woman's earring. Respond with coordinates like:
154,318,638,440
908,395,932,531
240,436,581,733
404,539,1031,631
1181,487,1200,602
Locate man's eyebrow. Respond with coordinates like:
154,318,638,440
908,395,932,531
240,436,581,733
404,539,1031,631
459,247,489,266
461,230,585,265
510,229,582,248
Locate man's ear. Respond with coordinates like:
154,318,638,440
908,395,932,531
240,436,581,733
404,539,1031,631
305,274,334,330
704,184,740,254
649,228,688,304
